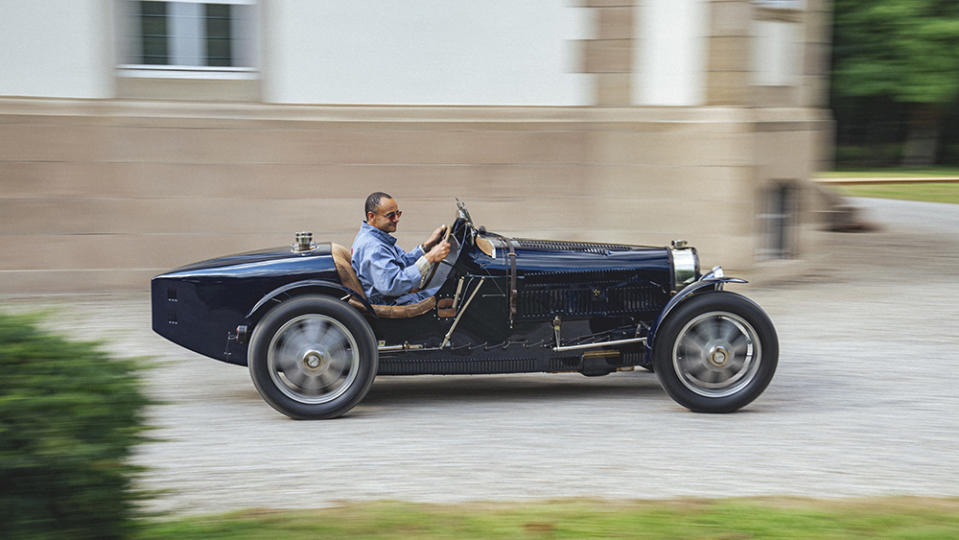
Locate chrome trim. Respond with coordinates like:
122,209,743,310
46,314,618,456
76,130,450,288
292,231,317,253
377,343,424,352
552,337,646,353
451,276,465,310
440,278,485,348
671,247,698,290
701,265,725,281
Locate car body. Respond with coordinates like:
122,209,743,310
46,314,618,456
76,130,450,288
152,200,778,419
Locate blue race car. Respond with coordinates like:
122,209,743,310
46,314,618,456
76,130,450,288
152,200,778,419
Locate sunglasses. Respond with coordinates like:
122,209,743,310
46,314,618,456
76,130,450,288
377,210,402,220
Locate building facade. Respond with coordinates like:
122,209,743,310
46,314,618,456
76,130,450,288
0,0,832,294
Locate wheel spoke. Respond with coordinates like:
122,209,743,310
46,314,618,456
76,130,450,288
726,354,746,374
685,360,710,380
284,366,309,389
709,317,726,341
303,319,328,345
316,369,340,391
327,345,351,373
720,319,741,344
730,335,750,357
680,339,704,361
301,373,328,393
706,369,725,385
274,338,301,373
688,325,711,346
681,330,709,351
318,328,348,352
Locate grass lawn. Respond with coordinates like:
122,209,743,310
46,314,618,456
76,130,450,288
818,167,959,178
831,182,959,205
139,498,959,539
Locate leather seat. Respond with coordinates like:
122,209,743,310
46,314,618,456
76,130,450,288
330,243,436,319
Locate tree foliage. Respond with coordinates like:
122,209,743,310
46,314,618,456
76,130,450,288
833,0,959,105
0,313,152,539
831,0,959,165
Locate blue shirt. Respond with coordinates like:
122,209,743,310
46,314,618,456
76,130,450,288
351,222,432,305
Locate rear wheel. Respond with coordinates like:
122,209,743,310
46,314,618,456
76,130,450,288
248,295,377,419
653,291,778,413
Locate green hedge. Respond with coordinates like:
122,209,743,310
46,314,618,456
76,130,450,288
0,313,151,539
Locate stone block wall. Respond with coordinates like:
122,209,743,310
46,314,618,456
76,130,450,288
0,99,830,294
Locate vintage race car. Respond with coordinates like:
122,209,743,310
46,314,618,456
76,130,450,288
152,200,778,419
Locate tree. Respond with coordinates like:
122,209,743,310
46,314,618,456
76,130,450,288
833,0,959,165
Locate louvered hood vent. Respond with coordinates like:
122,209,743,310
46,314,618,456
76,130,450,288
511,239,635,254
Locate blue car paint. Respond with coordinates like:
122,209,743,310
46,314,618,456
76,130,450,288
152,244,340,366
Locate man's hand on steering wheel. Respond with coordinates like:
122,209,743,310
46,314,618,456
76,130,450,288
423,225,448,252
425,240,450,263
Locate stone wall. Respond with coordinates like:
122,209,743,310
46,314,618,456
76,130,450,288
0,99,830,294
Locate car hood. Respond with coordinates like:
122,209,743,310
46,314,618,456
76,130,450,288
471,236,674,279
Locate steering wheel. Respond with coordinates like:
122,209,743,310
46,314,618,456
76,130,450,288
422,221,454,289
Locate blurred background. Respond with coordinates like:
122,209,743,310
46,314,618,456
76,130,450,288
5,4,959,534
4,0,940,296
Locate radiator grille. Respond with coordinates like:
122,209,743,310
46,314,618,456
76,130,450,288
517,283,665,320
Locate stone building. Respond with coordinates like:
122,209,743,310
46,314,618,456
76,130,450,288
0,0,832,294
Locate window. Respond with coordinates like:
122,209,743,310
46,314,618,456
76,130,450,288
139,1,169,65
119,0,257,73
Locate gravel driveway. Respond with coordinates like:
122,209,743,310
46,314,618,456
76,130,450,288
6,197,959,515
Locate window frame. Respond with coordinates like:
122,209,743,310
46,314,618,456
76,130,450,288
116,0,258,80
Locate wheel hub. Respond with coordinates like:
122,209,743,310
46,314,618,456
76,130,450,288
708,345,729,367
302,349,328,371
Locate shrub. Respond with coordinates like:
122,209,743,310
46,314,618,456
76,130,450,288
0,313,151,539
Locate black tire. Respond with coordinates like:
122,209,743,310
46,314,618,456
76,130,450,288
653,291,778,413
248,295,378,419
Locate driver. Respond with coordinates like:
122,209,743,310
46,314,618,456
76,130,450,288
351,192,451,305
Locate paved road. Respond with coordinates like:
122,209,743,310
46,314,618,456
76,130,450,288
6,197,959,515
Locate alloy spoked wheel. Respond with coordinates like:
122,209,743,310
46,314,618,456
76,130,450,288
249,295,377,419
654,291,778,413
672,311,761,399
267,314,360,405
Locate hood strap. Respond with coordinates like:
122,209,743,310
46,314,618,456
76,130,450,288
507,239,517,328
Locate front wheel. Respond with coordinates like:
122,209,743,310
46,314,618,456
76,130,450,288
653,291,778,413
248,295,378,419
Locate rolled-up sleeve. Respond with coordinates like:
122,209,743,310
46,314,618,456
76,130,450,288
398,245,424,266
368,244,426,297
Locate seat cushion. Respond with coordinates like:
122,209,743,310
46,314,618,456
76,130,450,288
371,296,436,319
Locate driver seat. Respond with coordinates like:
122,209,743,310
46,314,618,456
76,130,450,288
330,243,437,319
